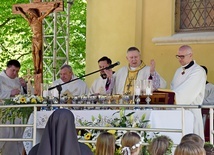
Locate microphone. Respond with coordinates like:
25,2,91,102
105,61,120,70
48,61,120,91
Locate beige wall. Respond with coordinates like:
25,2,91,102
86,0,214,89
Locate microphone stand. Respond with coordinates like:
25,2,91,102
56,85,62,104
48,62,119,104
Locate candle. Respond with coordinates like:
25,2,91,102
135,87,141,95
146,87,151,95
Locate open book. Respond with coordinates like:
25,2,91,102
157,88,174,93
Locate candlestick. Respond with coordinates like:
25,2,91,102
134,95,141,110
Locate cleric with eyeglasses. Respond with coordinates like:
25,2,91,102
170,45,206,140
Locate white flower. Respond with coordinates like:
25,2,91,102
93,118,99,124
132,122,137,128
26,97,30,103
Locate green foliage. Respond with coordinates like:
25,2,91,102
0,0,32,73
77,108,153,155
0,0,86,79
69,0,87,77
1,94,43,123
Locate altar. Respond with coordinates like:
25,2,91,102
23,109,194,154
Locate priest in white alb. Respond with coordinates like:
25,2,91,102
171,45,206,140
51,65,88,98
89,56,115,95
113,47,166,95
0,59,27,155
0,60,27,99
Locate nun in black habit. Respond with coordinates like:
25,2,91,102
28,109,85,155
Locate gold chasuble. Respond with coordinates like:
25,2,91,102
124,62,145,95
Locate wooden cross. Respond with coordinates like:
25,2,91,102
12,1,63,15
12,0,63,95
23,69,33,95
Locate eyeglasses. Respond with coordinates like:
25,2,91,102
175,53,191,59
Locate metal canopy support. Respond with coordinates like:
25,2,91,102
40,0,72,83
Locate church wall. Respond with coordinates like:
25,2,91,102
85,0,214,89
85,0,138,87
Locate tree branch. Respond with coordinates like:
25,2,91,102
0,17,16,27
0,43,7,51
16,51,32,60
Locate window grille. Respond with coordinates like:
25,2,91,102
175,0,214,32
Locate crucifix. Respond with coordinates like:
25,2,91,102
125,77,134,95
23,69,33,95
12,0,63,95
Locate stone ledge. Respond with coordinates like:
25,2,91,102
152,32,214,45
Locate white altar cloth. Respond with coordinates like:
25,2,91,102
23,109,194,154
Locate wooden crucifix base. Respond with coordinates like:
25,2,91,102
34,73,42,96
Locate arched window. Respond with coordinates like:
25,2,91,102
175,0,214,32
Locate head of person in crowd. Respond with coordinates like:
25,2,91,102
60,64,73,82
126,47,142,68
176,45,193,66
180,133,204,148
121,132,142,155
34,109,81,155
98,56,112,79
148,135,173,155
174,141,206,155
96,132,115,155
5,59,21,79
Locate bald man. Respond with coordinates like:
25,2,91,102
171,45,206,140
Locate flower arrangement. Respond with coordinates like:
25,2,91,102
148,135,174,155
165,138,173,155
1,94,43,123
77,108,153,155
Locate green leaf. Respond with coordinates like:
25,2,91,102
126,112,135,117
141,113,146,121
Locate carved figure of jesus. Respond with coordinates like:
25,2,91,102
16,3,60,74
